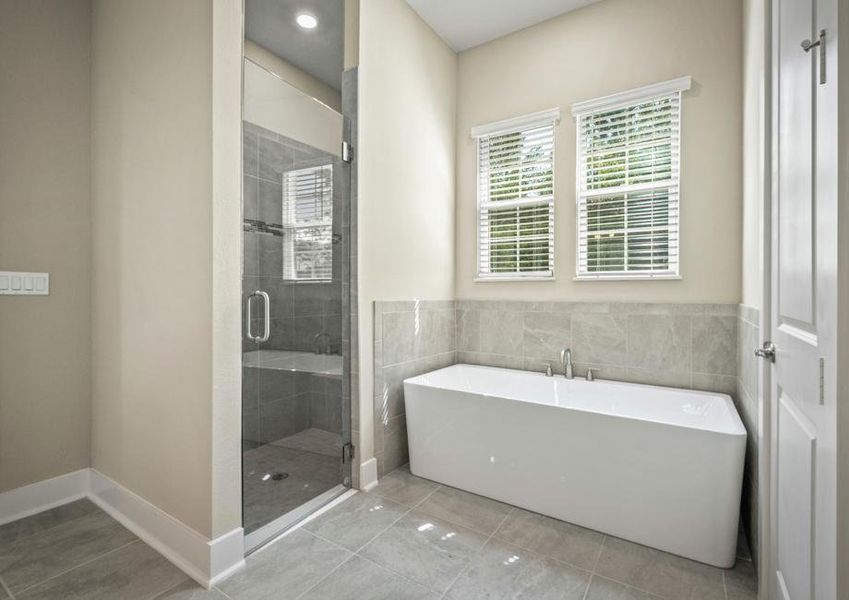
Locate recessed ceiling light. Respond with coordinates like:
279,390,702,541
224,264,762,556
296,13,318,30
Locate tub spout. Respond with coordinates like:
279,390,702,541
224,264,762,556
560,348,573,379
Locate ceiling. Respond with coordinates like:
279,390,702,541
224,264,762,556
405,0,600,52
245,0,344,91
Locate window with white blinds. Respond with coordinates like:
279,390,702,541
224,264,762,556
473,109,559,279
573,77,689,279
282,164,333,281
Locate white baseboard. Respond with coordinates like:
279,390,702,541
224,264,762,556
0,469,244,588
0,469,90,526
88,469,244,588
360,458,379,491
209,527,246,586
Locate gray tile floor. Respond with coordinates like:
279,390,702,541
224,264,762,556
0,499,187,599
0,466,758,600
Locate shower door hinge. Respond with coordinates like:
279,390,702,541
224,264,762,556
342,442,355,464
342,141,354,163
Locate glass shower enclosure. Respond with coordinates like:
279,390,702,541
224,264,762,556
241,57,352,551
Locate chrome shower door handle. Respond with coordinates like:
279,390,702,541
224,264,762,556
245,290,271,343
246,292,257,342
257,291,270,342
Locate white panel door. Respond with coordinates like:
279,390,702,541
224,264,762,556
770,0,837,597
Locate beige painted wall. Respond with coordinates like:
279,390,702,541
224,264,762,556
211,0,244,538
91,0,225,538
455,0,743,303
244,39,342,112
344,0,360,70
742,0,767,310
243,59,343,156
0,0,92,493
357,0,456,464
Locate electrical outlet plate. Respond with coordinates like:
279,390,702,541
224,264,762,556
0,271,49,295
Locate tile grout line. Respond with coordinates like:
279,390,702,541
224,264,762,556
583,570,687,600
0,575,16,600
146,580,235,600
0,501,97,549
581,574,595,600
354,551,445,596
590,534,607,574
438,507,516,600
581,534,609,600
382,476,742,600
304,484,431,557
13,539,141,596
301,501,454,599
291,551,355,600
380,350,457,370
317,478,742,600
209,586,236,600
583,534,698,600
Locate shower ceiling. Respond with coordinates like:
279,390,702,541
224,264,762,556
405,0,601,51
245,0,344,91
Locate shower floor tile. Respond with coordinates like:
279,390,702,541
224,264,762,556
242,437,342,534
271,427,342,457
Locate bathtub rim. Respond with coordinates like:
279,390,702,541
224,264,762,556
404,363,747,438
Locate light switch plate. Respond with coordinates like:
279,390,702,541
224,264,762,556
0,271,49,295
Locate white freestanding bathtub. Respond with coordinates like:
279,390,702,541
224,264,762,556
404,364,746,568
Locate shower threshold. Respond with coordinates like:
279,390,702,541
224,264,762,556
244,483,351,554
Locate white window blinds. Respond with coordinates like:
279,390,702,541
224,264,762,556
573,77,689,279
282,164,333,281
473,109,560,279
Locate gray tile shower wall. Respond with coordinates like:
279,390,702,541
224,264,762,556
243,120,344,356
736,304,760,566
242,117,352,470
373,300,457,477
242,366,311,449
456,300,738,393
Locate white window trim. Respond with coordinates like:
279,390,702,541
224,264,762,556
570,76,691,116
472,108,561,281
572,77,690,281
471,107,561,139
281,164,334,282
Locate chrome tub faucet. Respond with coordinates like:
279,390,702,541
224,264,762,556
560,348,573,380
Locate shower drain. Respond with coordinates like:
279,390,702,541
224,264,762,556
271,472,289,481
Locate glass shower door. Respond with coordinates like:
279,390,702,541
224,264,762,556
241,59,351,549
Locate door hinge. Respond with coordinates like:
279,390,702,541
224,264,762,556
342,442,355,464
819,357,825,405
342,141,354,164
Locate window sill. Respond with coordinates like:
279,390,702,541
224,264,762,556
573,275,682,282
474,277,556,283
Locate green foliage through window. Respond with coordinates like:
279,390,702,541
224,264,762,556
477,121,555,278
577,94,681,277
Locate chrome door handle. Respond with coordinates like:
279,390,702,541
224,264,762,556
256,291,270,342
754,341,776,362
246,292,257,342
246,290,271,343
